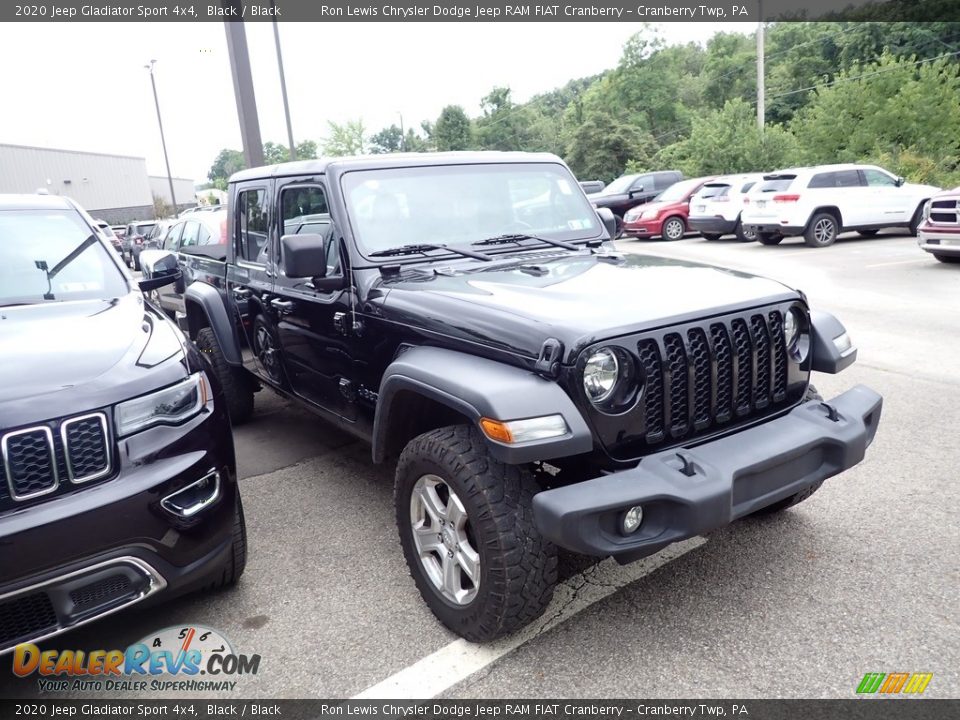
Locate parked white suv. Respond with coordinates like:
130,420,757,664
688,173,764,242
741,164,939,247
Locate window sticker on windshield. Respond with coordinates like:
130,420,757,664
568,219,583,230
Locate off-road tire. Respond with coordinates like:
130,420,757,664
757,232,783,246
735,220,756,243
210,492,248,589
395,425,557,642
196,327,254,425
934,253,960,264
804,213,840,248
753,386,826,515
700,232,722,241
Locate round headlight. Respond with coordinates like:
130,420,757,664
784,308,801,348
583,348,619,403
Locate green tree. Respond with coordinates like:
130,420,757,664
655,99,800,176
566,109,652,181
295,139,318,159
263,141,288,164
434,105,473,151
369,125,404,154
323,119,367,156
207,148,245,185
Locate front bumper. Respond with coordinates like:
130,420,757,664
918,225,960,256
533,385,882,564
0,406,237,653
688,217,737,235
622,218,662,238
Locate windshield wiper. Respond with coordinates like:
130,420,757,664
369,243,492,261
472,233,579,251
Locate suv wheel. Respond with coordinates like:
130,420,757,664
662,216,685,241
210,492,248,589
805,213,839,247
395,425,557,642
196,327,254,424
757,232,783,245
735,220,756,242
753,386,826,514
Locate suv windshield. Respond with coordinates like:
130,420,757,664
0,209,128,306
342,163,601,257
599,174,639,195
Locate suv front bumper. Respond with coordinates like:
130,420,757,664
532,385,882,564
918,224,960,256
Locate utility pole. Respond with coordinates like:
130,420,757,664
145,60,177,212
271,0,296,161
756,2,765,132
224,15,265,168
398,112,405,152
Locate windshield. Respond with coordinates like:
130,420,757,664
600,174,639,195
136,223,156,235
342,163,601,257
0,209,128,306
654,178,703,203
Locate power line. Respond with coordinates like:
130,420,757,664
767,49,960,100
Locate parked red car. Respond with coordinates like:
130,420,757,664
621,176,716,240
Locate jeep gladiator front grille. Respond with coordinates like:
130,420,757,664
585,304,807,461
1,412,111,508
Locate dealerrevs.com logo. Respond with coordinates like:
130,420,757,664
13,625,260,693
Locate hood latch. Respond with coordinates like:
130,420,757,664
535,338,564,379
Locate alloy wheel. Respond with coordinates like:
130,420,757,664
814,217,835,244
664,218,684,240
409,474,480,605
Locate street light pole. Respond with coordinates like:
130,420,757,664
398,111,405,152
145,59,178,212
272,0,296,160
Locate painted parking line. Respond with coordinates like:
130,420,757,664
865,258,930,268
352,537,706,699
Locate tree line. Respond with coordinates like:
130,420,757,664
207,21,960,189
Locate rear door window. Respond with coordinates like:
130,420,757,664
179,221,200,249
236,188,269,263
808,171,861,188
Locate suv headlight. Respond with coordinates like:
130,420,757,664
115,373,213,437
583,348,619,403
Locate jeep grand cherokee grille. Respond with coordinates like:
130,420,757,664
1,412,111,508
583,303,807,461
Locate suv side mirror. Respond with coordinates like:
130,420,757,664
628,185,644,197
281,233,328,279
596,207,618,238
896,176,905,187
138,250,182,291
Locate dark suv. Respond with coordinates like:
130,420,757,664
143,153,882,642
0,195,245,653
588,169,684,234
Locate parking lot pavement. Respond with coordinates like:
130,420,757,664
3,231,957,699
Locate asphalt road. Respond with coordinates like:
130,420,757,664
3,231,957,700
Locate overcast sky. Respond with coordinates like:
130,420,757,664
0,22,753,184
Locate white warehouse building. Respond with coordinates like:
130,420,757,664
0,143,194,224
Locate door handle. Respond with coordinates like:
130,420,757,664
271,298,295,314
232,287,251,299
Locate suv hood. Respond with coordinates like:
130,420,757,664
377,252,798,363
0,293,187,426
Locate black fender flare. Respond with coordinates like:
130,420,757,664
184,282,243,366
373,346,593,465
810,310,857,374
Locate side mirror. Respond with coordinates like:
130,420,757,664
896,176,905,187
281,233,328,279
628,185,644,197
596,207,618,238
138,250,181,291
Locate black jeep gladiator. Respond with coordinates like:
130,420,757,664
141,152,882,642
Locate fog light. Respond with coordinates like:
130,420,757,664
622,505,644,535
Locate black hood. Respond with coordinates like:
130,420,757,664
375,252,799,364
0,293,189,427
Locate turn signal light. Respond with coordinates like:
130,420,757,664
479,418,513,443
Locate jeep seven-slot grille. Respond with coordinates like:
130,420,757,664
636,310,792,447
1,413,111,509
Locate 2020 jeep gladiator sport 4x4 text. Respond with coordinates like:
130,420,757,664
140,153,883,641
